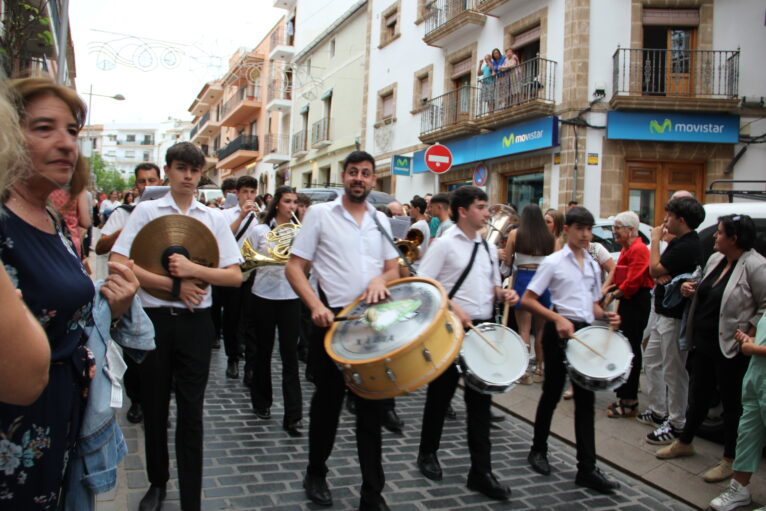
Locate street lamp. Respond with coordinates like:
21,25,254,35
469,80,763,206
82,85,125,183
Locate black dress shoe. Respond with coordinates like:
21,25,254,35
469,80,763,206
417,452,443,481
284,421,303,437
226,360,239,379
445,404,457,420
382,409,404,434
127,403,143,424
254,408,271,420
138,484,166,511
303,473,332,506
527,449,551,475
490,410,505,422
575,467,620,494
466,470,511,500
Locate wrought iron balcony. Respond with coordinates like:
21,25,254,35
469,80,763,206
216,134,259,161
292,130,307,154
474,56,556,122
423,0,485,47
263,134,290,163
420,85,478,138
311,117,332,147
611,47,739,111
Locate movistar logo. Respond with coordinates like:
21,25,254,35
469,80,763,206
649,118,726,135
395,157,409,167
502,129,543,148
650,119,672,134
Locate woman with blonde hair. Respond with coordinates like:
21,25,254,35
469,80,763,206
0,77,138,508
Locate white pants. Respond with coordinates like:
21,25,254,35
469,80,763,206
643,314,688,429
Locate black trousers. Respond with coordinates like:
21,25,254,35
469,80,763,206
217,283,247,362
419,319,493,474
681,345,749,459
615,287,651,401
140,308,214,511
306,307,387,507
532,320,596,473
123,355,141,405
249,295,302,425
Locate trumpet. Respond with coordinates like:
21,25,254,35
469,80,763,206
395,228,424,267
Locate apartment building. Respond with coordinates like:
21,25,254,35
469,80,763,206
285,0,368,191
363,0,765,223
79,121,190,178
188,16,295,194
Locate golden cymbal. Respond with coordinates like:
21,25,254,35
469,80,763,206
130,214,219,301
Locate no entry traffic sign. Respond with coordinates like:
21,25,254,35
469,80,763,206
424,144,453,174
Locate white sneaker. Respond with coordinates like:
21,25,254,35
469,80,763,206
709,479,751,511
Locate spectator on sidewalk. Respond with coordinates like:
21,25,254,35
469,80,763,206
655,214,766,483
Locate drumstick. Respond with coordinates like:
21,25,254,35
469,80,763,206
334,309,379,323
467,324,502,355
570,334,607,359
606,299,621,351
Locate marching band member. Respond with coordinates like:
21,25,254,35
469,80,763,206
521,206,621,494
220,175,259,381
285,151,400,511
415,186,518,501
111,142,242,511
247,185,303,437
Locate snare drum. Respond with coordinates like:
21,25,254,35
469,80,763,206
325,277,463,399
565,326,633,392
458,323,529,394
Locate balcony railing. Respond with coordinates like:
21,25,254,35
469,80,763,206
292,130,307,153
216,134,259,161
267,80,292,103
264,133,290,154
421,85,477,136
189,124,199,140
269,26,293,49
612,47,739,98
311,117,332,146
221,86,262,118
475,56,556,118
424,0,478,37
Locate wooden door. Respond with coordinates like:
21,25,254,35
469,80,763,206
624,160,704,226
666,28,696,96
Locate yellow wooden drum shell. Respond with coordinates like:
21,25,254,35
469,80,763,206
324,277,464,400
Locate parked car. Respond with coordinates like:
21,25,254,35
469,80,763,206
592,218,653,261
298,187,396,207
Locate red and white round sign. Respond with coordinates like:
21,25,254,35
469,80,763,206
424,144,453,174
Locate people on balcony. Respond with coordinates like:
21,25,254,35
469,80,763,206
478,54,496,115
499,48,522,107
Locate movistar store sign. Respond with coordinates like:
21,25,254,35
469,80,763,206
413,116,558,173
607,111,739,144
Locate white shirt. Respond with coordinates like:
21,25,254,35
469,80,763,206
112,193,243,309
527,244,602,323
411,218,430,260
99,199,119,213
417,225,500,320
100,207,130,236
291,196,399,308
248,222,298,301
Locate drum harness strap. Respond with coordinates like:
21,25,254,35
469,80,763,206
449,240,491,300
371,212,418,276
235,212,256,241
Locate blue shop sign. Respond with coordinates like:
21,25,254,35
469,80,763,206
391,155,411,176
413,116,559,174
607,111,740,144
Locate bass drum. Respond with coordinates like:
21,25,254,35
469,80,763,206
458,323,529,394
325,277,463,400
565,326,633,392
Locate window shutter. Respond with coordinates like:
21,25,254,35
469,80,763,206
451,57,472,79
382,94,394,118
642,9,700,26
511,25,541,49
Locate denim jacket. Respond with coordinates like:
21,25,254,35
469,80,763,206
64,283,155,511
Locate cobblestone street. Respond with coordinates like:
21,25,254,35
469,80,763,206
100,344,698,511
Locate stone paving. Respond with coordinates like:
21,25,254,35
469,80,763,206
99,345,698,511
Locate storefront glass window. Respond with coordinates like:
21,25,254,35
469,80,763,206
506,172,544,211
447,181,472,192
628,189,655,225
